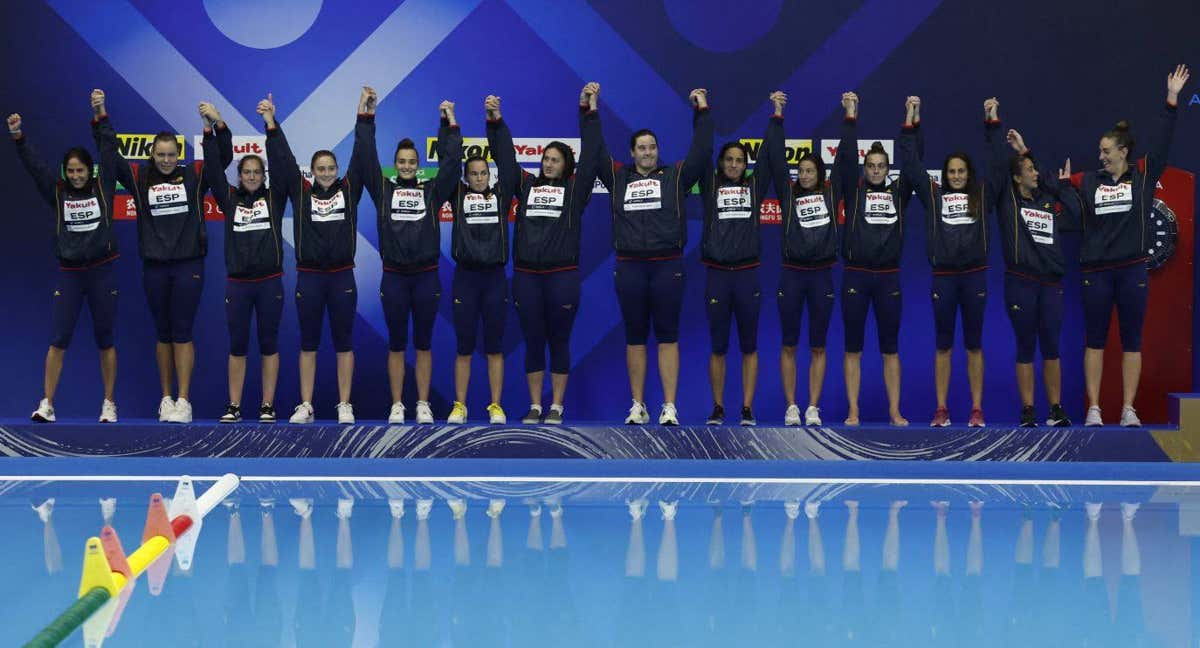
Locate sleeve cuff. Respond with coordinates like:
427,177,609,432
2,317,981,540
357,113,375,123
843,116,857,124
901,122,918,132
770,114,784,123
91,115,109,125
446,123,460,130
486,118,502,125
11,133,23,142
1166,101,1178,110
694,105,710,113
984,118,1001,126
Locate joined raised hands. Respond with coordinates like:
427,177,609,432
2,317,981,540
90,89,106,118
439,100,456,125
841,91,858,119
1167,64,1190,103
359,86,378,115
580,82,600,110
257,93,276,128
904,95,920,124
198,101,222,127
7,113,21,137
769,90,787,116
1006,129,1027,155
484,95,501,120
688,88,708,109
983,97,999,121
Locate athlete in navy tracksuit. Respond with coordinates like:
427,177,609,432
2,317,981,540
898,96,990,428
837,92,915,426
766,94,841,428
262,91,366,425
200,102,285,424
987,102,1082,428
445,96,518,425
698,94,781,427
10,110,119,423
93,89,232,424
489,85,602,425
355,91,461,425
1076,64,1189,427
596,89,713,426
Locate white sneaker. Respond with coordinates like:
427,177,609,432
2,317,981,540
388,402,405,424
31,398,55,423
1121,502,1140,521
99,399,118,423
784,404,801,426
415,400,434,424
624,400,649,425
487,499,506,518
1085,502,1102,521
1084,405,1103,427
289,498,313,519
289,402,314,424
158,396,176,422
336,498,354,520
1120,406,1141,428
99,497,116,523
627,499,648,521
784,500,801,520
32,498,54,523
415,499,433,520
658,500,677,521
337,402,355,424
447,498,467,520
658,402,679,426
804,405,822,426
389,499,405,519
804,501,821,519
169,398,193,424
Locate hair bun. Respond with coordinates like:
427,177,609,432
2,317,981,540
1113,120,1131,132
868,141,886,154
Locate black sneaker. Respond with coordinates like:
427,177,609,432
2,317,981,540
543,405,563,425
521,406,544,424
740,406,756,426
1046,403,1071,427
219,404,241,424
259,404,277,423
706,404,725,425
1019,405,1038,427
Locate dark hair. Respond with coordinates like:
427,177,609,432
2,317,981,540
1009,152,1036,182
864,141,889,166
237,154,264,175
1101,120,1134,157
310,149,337,168
393,138,418,164
941,152,981,220
793,149,826,192
464,155,489,175
152,131,181,155
629,128,657,152
717,141,748,179
61,147,94,182
540,141,576,179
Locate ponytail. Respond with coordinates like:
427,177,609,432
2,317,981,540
1102,120,1134,156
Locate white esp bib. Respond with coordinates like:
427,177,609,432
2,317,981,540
63,196,101,232
390,188,426,221
526,185,566,218
309,191,347,222
794,194,830,229
716,186,752,220
147,181,189,217
1020,206,1054,245
940,192,973,225
232,199,271,233
463,192,500,224
624,178,662,211
863,191,897,224
1094,182,1132,215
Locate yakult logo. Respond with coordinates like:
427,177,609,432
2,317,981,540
819,139,894,165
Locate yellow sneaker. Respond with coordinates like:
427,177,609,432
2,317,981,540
487,402,507,424
447,401,467,424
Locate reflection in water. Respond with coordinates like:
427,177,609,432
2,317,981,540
3,483,1197,647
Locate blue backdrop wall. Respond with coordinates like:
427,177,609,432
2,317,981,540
0,0,1196,423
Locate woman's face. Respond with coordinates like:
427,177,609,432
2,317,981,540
466,159,490,192
312,154,338,190
864,152,889,185
64,157,90,190
945,157,969,190
719,147,747,182
797,159,820,191
239,158,265,193
1098,136,1127,176
395,148,419,181
541,147,566,179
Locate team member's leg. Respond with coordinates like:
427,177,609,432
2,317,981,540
875,272,905,426
480,267,508,413
87,264,119,409
545,269,581,416
1004,273,1039,418
777,268,804,415
732,268,761,416
1038,281,1066,422
513,271,547,416
295,272,326,414
225,280,254,410
381,272,411,407
143,262,175,405
841,270,869,425
705,267,734,419
1113,264,1149,419
327,268,358,407
451,267,481,415
1081,269,1115,414
614,260,651,419
806,269,835,422
168,258,205,404
960,271,987,418
931,274,958,421
256,277,284,413
650,258,686,422
42,269,86,410
410,270,441,408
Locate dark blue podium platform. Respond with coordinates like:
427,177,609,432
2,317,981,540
0,419,1180,462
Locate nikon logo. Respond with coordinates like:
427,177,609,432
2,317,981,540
117,134,186,160
738,138,813,164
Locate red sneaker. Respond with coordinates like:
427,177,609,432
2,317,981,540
968,408,985,427
930,407,950,427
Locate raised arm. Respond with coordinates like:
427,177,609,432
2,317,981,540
898,95,934,212
981,97,1008,204
1046,157,1084,232
572,82,602,206
764,91,793,204
197,101,232,202
90,89,137,195
343,87,375,204
199,103,234,217
352,86,385,208
432,100,463,206
833,91,860,203
1145,64,1188,187
260,93,300,197
9,114,58,206
679,88,714,189
484,94,523,197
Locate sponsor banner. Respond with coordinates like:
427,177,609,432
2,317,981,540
116,133,187,160
193,135,269,185
426,136,581,163
819,139,894,165
738,138,814,165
